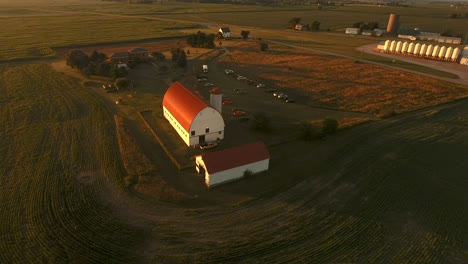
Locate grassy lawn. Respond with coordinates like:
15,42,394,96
0,63,146,263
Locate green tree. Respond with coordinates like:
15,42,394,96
252,112,271,133
66,49,89,70
89,50,107,64
177,50,187,68
322,118,338,134
112,66,128,80
299,122,319,141
241,30,250,40
259,42,269,52
151,51,165,61
311,20,321,31
114,78,130,90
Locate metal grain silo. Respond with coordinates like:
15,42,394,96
389,40,396,52
445,47,453,60
438,46,447,58
426,44,434,57
384,40,391,52
432,45,440,58
413,43,421,55
407,42,415,54
396,41,403,53
386,13,400,34
419,44,427,56
451,47,461,61
402,42,409,53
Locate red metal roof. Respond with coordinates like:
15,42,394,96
162,82,208,132
200,142,270,174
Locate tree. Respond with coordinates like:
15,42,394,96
151,51,165,61
252,112,271,133
66,50,89,70
259,42,268,52
241,30,250,40
299,122,319,141
89,50,107,64
322,118,338,134
112,66,128,79
114,77,130,90
176,50,187,67
311,20,321,31
95,63,111,76
288,17,301,29
187,31,215,48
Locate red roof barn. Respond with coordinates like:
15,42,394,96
196,142,270,187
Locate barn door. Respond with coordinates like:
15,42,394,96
199,135,205,144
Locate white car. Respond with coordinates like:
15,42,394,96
197,78,207,82
224,69,234,74
204,83,214,87
256,83,266,88
237,76,247,81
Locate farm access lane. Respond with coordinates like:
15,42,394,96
266,40,468,86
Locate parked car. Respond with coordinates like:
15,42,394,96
285,98,296,103
199,142,218,150
197,78,207,82
222,100,233,105
256,83,266,88
278,94,287,99
224,69,234,74
231,108,244,112
204,83,214,87
273,91,281,97
265,88,276,93
238,116,250,122
232,110,246,116
196,75,207,79
232,73,239,78
237,76,247,81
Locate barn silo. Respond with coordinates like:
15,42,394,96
413,43,421,55
383,40,391,52
445,47,453,60
426,44,434,57
438,46,446,58
419,44,427,56
386,13,400,34
395,41,403,53
389,40,396,52
451,47,461,61
407,42,415,54
432,45,440,58
402,42,409,53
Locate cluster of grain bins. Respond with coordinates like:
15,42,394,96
379,40,462,62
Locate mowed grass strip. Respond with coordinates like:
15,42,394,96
0,64,146,263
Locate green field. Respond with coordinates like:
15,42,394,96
0,64,146,263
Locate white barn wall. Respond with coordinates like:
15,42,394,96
205,159,270,187
163,106,190,146
189,107,225,146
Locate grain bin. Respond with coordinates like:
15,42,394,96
389,40,396,52
396,41,403,53
402,42,409,53
386,13,400,34
419,44,427,56
432,45,440,58
407,42,415,54
451,47,461,61
413,43,421,55
426,44,434,57
445,47,453,60
438,46,447,58
384,40,391,52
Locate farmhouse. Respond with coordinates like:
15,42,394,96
162,82,224,147
195,142,270,187
218,27,231,39
128,47,149,61
294,24,304,31
109,52,129,67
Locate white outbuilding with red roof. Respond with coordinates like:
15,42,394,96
195,142,270,187
162,82,225,147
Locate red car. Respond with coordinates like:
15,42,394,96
232,111,246,116
222,100,233,105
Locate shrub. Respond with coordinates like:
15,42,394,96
322,118,338,134
299,122,320,141
252,112,271,133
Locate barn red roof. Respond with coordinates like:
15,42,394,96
162,82,208,132
200,142,270,174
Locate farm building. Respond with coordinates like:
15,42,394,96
109,52,129,65
218,27,231,39
195,142,270,187
294,24,304,31
162,82,224,147
345,28,360,35
128,47,149,61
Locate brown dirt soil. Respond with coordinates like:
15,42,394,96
219,42,468,116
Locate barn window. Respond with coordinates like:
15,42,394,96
205,128,209,133
191,131,195,136
218,131,222,134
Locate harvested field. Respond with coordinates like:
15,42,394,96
220,42,468,116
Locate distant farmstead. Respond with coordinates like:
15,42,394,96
110,52,129,65
128,47,149,61
162,82,225,147
196,142,270,187
218,27,231,39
